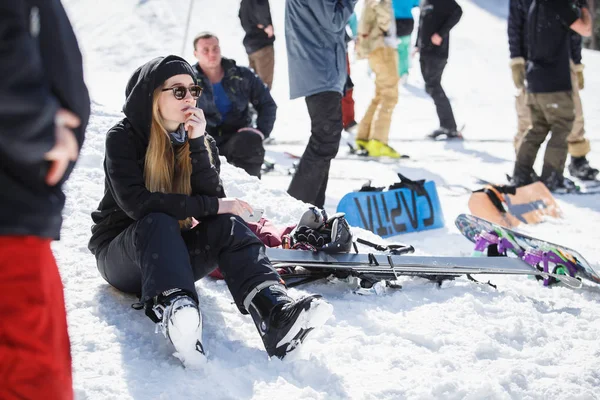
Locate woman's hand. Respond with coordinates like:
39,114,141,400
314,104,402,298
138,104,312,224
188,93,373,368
217,198,253,216
183,107,207,139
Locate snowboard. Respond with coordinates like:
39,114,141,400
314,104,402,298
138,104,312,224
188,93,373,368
337,178,444,238
455,213,600,286
468,181,561,228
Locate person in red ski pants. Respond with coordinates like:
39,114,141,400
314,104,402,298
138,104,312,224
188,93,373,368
0,1,90,399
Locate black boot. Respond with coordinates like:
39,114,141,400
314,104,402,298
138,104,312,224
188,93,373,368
427,127,462,140
244,283,333,359
542,171,579,193
568,156,599,181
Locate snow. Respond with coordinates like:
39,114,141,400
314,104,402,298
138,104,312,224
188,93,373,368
55,0,600,398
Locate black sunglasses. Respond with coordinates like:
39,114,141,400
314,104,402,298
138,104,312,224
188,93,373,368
161,85,203,100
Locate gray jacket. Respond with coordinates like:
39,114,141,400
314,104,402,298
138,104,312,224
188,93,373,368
285,0,357,99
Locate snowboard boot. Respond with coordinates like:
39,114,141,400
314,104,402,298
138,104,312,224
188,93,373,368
427,127,463,140
365,139,402,158
510,165,540,187
542,171,579,194
150,289,206,368
568,156,599,181
244,283,333,359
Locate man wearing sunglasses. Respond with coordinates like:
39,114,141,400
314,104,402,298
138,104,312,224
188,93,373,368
192,32,276,178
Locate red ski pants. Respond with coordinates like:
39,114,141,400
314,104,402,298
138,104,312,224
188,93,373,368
0,236,72,400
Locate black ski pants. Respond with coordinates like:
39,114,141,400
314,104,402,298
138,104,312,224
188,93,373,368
287,91,343,208
420,55,457,131
95,213,280,314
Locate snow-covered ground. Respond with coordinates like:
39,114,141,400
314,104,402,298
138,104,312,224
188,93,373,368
56,0,600,398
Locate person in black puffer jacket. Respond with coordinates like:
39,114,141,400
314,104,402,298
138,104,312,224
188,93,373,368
88,56,331,366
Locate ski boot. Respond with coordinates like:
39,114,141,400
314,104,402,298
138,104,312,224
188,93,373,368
150,289,206,368
568,156,599,181
364,139,403,158
244,283,333,359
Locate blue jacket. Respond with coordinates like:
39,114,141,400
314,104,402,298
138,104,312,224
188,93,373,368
285,0,357,99
393,0,420,20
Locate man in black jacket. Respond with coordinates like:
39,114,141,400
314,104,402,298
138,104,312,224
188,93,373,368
193,32,277,178
512,0,592,192
508,0,597,181
0,1,90,398
416,0,462,139
239,0,275,89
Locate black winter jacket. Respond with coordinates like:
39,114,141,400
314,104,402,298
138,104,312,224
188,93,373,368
88,56,224,255
194,58,277,146
239,0,275,54
508,0,582,64
416,0,462,59
0,0,90,240
526,0,579,93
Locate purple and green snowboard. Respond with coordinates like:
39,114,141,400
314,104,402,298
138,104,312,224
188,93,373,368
455,213,600,286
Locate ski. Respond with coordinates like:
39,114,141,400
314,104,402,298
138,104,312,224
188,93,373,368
265,247,581,289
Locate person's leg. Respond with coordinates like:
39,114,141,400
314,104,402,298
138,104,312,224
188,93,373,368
341,54,356,129
539,91,574,181
357,50,383,142
287,91,343,208
513,93,551,183
421,56,457,131
0,236,73,400
217,130,265,178
183,214,281,312
514,87,531,153
567,60,589,158
96,213,197,303
369,47,400,144
397,35,411,78
249,46,274,90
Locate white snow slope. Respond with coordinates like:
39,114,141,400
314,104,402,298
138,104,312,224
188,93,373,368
56,0,600,399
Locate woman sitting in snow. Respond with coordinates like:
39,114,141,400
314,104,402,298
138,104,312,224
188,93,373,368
87,55,332,367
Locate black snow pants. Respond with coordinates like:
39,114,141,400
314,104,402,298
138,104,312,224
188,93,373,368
287,91,343,208
95,213,281,314
420,55,457,131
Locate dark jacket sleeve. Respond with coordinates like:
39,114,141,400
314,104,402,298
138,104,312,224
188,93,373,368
310,0,356,33
508,0,527,59
0,1,58,164
252,0,273,27
244,68,277,137
189,135,226,198
570,32,582,64
437,1,462,37
104,127,220,221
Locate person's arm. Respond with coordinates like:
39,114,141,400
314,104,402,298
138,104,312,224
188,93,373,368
0,1,58,163
189,136,225,198
246,69,277,138
436,0,462,37
570,31,582,64
507,0,526,59
570,6,592,37
104,125,220,221
310,0,357,33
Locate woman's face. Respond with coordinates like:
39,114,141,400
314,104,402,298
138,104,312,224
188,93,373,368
157,74,197,130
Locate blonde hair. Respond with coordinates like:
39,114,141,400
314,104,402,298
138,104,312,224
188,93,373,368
144,87,213,229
